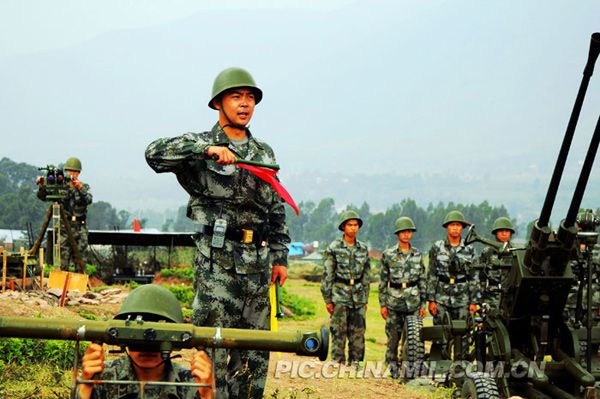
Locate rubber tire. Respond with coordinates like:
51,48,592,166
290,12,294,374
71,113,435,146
400,315,425,378
461,373,500,399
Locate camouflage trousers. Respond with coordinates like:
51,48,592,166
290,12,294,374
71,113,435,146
192,251,271,399
330,304,366,364
385,309,416,365
59,222,88,271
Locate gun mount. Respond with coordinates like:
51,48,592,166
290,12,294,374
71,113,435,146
400,33,600,399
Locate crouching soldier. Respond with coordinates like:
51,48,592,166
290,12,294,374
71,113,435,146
78,284,214,399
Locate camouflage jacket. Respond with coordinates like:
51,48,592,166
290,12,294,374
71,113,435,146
82,357,200,399
478,243,513,293
145,123,290,274
426,238,480,307
37,182,92,218
321,237,370,306
378,244,426,312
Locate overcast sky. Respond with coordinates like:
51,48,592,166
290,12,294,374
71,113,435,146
1,0,600,225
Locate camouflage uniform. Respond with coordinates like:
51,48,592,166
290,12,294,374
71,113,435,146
379,244,426,365
564,246,600,327
79,356,200,399
320,237,370,364
478,243,512,309
37,182,92,270
145,123,290,399
426,238,479,323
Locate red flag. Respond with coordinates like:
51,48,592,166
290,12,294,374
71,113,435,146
133,218,141,232
238,164,300,216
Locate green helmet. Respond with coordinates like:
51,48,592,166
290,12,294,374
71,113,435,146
442,210,469,227
208,67,263,109
491,217,515,234
394,216,416,233
338,210,363,231
64,157,82,172
115,284,183,324
577,209,598,231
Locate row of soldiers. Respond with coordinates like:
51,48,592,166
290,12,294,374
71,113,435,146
320,209,600,376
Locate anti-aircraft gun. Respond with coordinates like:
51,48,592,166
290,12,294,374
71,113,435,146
400,32,600,399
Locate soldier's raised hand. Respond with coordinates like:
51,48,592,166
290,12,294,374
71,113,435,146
191,349,214,399
79,343,105,399
419,307,426,318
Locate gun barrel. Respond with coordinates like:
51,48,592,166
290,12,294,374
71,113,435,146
537,33,600,228
0,316,329,361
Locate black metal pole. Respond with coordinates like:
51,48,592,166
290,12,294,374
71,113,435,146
538,33,600,227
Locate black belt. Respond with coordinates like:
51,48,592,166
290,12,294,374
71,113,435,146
389,280,418,289
438,276,467,284
334,276,362,286
201,224,263,245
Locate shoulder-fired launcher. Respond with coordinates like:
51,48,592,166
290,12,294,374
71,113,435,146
0,315,329,361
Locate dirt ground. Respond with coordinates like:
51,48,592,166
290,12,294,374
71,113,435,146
0,283,443,399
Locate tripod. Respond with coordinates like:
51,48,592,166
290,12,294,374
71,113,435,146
29,202,85,273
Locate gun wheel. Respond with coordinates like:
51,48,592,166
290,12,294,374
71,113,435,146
400,315,425,378
461,372,500,399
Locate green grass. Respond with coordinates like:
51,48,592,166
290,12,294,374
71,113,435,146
277,279,388,361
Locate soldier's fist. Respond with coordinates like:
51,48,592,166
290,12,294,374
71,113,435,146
428,301,437,317
469,304,479,313
207,146,237,164
380,306,388,320
419,307,426,318
326,303,334,315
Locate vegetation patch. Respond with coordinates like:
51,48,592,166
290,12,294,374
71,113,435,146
280,286,316,320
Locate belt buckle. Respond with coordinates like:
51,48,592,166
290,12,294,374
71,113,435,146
350,278,355,286
241,229,254,244
402,282,407,289
450,277,455,285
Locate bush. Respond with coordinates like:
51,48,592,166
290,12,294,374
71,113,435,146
165,284,194,307
159,266,194,282
280,286,316,320
0,338,89,370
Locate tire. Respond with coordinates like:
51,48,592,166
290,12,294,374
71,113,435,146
400,315,425,378
461,373,500,399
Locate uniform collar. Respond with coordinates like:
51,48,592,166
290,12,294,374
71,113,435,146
339,236,361,249
210,122,264,150
444,237,465,249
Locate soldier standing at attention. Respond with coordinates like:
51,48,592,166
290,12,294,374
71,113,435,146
37,156,92,270
321,210,370,366
379,216,426,377
426,211,479,324
479,217,515,309
145,67,290,398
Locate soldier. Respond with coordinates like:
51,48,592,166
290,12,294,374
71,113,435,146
478,217,515,309
145,67,290,398
78,284,214,399
379,216,426,377
321,210,370,366
564,209,600,327
426,210,479,325
37,156,92,270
